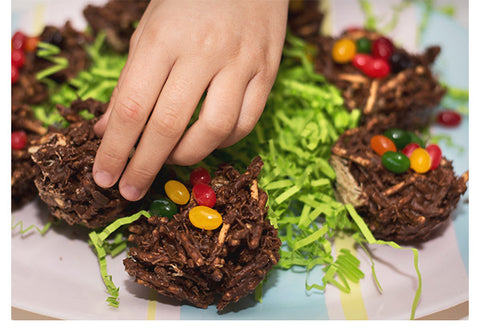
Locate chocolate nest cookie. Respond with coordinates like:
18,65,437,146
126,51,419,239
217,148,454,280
124,156,281,310
314,29,446,130
28,98,131,228
329,117,468,243
83,0,150,53
11,104,48,209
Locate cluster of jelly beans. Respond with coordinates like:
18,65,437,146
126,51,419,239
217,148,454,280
370,128,442,174
11,31,40,84
331,32,412,79
11,31,40,151
149,167,222,230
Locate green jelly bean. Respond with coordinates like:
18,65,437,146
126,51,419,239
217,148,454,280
149,198,178,219
355,37,371,54
381,151,410,173
383,128,411,149
407,131,425,148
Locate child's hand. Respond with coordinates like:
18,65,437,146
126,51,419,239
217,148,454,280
93,0,288,201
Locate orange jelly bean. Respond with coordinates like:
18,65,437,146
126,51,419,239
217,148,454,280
409,148,432,173
24,36,40,52
332,38,356,63
164,180,190,205
370,135,396,156
189,206,223,230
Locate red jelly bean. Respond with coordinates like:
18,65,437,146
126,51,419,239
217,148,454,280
371,135,396,155
362,58,390,78
345,26,363,34
192,183,216,208
402,142,420,158
12,49,25,68
372,36,395,60
190,167,211,186
426,144,442,170
12,31,26,50
436,110,462,127
12,64,19,84
352,53,371,70
12,131,28,150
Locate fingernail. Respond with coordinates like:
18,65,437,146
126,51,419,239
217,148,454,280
94,170,114,188
120,184,142,201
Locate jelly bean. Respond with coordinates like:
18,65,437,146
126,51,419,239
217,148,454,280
372,36,395,60
381,151,410,174
407,131,424,148
12,49,25,68
189,206,223,230
355,37,371,54
12,64,19,84
362,58,390,78
149,198,178,219
383,128,411,149
402,143,420,158
345,26,363,34
164,180,190,205
370,135,396,156
390,51,413,73
193,183,216,208
43,29,64,47
24,36,40,52
12,31,26,50
426,144,442,170
409,148,431,173
190,167,211,186
12,131,28,150
352,54,371,71
436,110,462,127
332,38,356,63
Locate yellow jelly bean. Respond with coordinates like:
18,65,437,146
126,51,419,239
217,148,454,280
188,206,223,230
164,180,190,205
332,38,356,63
409,148,431,173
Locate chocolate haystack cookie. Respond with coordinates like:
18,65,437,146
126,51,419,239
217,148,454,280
83,0,150,53
11,104,48,210
314,29,446,129
28,98,130,228
124,156,281,310
330,117,468,243
288,0,323,43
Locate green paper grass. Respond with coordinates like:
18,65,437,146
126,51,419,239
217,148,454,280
11,217,56,235
346,204,422,320
88,210,151,307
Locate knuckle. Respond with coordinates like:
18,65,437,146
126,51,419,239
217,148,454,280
203,116,235,139
169,153,200,167
100,146,125,164
126,164,157,183
115,95,147,124
150,109,184,139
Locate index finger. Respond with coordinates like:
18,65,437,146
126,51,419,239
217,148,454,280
92,36,173,189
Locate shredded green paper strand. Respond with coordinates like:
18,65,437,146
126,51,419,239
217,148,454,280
11,218,56,235
88,210,151,307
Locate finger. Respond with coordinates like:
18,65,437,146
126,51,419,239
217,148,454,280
218,71,275,148
93,35,173,189
93,2,156,137
167,67,251,166
118,58,214,200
